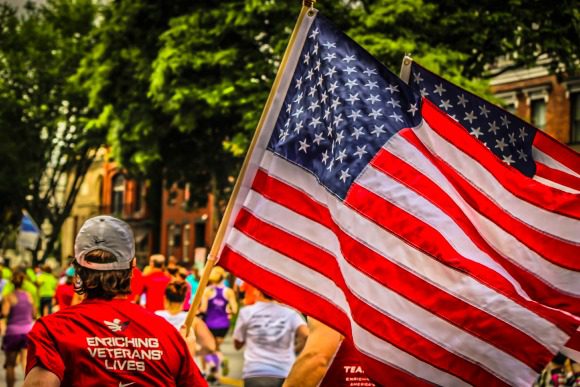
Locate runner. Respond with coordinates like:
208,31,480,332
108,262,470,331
200,267,238,350
2,271,35,387
156,281,216,359
141,254,171,311
233,288,308,387
36,265,57,316
53,267,75,311
200,267,238,382
23,215,206,386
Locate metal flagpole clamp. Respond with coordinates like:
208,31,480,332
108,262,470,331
303,0,316,16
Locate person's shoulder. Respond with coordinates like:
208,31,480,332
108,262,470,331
127,304,175,325
33,306,78,331
238,302,259,316
276,303,305,318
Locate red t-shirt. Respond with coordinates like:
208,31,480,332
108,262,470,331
320,339,376,387
54,283,75,310
129,267,144,303
142,271,170,311
26,298,206,386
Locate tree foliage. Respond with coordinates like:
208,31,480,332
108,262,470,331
349,0,579,82
0,0,100,260
2,0,577,252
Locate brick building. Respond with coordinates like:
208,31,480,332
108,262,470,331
160,183,212,268
62,148,213,268
490,59,580,151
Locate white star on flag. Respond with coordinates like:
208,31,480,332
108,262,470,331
339,168,351,182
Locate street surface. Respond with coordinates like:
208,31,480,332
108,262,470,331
0,333,244,386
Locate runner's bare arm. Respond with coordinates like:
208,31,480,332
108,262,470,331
199,288,210,313
23,367,60,387
294,323,309,354
226,288,238,315
1,296,10,318
27,292,38,319
283,318,343,387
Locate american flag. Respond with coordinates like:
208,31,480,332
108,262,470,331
407,62,580,194
217,9,580,386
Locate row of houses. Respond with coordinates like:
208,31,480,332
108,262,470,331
57,63,579,268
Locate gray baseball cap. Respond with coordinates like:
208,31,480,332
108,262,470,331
74,215,135,270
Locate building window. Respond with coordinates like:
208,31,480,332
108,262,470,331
183,224,191,261
134,181,144,214
167,223,175,258
496,91,518,117
111,174,126,216
531,99,547,129
167,189,178,207
173,226,182,252
571,93,580,143
504,103,516,115
194,221,206,248
166,223,183,259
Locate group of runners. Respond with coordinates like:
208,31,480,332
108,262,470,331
0,215,372,386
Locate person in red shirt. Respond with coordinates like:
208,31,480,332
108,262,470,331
23,215,206,387
54,267,75,311
128,265,143,303
141,254,171,311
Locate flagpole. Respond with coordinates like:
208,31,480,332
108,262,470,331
399,54,413,84
183,2,316,336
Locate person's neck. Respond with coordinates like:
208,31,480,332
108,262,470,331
166,302,183,314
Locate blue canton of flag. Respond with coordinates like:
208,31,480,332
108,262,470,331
408,63,536,176
267,15,422,199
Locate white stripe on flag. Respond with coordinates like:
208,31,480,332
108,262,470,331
413,120,579,244
533,175,580,194
383,133,580,297
533,146,580,179
257,150,570,352
227,227,472,387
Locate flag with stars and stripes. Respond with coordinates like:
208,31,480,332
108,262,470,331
216,8,580,386
406,61,580,194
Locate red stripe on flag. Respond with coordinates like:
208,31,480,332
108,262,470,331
536,162,580,192
533,131,580,176
399,124,580,273
370,146,580,315
219,246,432,387
345,183,577,334
249,172,565,367
253,167,578,333
421,99,579,219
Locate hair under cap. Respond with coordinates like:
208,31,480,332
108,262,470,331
74,215,135,271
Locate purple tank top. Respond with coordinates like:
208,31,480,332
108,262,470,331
205,286,230,329
6,291,34,335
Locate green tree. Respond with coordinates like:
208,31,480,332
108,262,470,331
0,0,100,262
76,0,578,234
76,1,352,216
0,4,43,245
349,0,578,83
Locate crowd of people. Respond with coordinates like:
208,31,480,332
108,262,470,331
2,215,575,387
0,217,317,386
